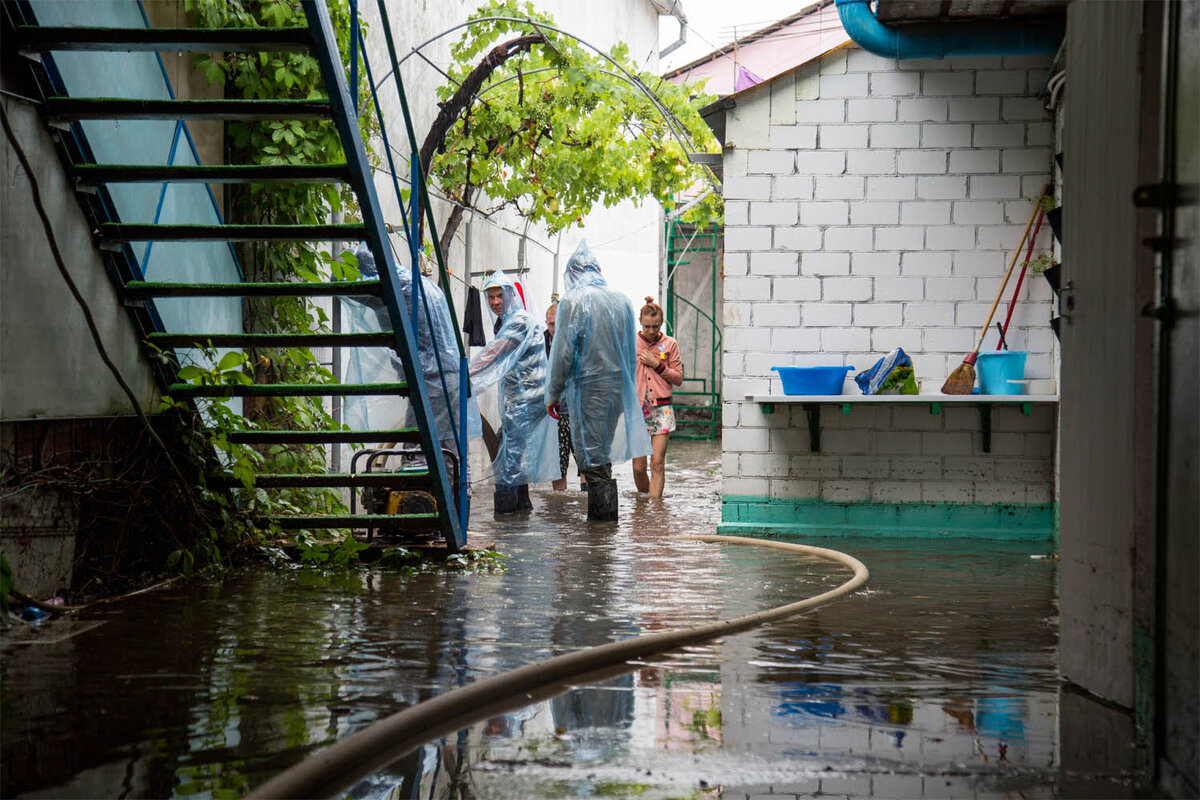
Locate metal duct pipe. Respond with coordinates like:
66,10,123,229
834,0,1063,59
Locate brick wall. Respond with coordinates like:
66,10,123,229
720,46,1058,519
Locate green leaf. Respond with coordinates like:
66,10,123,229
216,350,245,372
176,365,206,382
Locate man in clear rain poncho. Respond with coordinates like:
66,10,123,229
469,270,560,514
350,242,477,478
546,241,652,521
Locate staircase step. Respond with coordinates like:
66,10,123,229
167,382,407,398
44,97,332,122
148,331,395,349
124,279,381,299
226,428,419,445
259,513,440,531
17,25,313,53
207,472,430,489
75,163,351,187
99,222,364,244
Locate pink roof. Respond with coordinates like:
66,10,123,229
665,4,851,96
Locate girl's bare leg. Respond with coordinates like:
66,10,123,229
649,433,669,498
633,456,650,493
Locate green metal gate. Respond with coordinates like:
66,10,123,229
664,220,721,440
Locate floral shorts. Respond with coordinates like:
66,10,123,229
644,403,676,436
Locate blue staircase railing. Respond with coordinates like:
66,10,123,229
303,0,467,546
7,0,471,548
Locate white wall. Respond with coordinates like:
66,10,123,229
720,45,1059,507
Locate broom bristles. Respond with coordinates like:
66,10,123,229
941,361,976,395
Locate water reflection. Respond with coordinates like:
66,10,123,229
2,440,1112,799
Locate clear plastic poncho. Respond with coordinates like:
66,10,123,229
348,243,479,453
546,241,652,469
469,270,560,489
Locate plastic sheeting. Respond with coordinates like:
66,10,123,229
340,243,478,464
469,270,559,489
546,241,652,469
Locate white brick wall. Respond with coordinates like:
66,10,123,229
721,45,1057,504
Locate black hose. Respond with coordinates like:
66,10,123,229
248,534,868,798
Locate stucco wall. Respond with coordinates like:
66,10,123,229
0,94,158,420
718,44,1059,531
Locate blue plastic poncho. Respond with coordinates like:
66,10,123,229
351,242,479,450
546,241,652,469
469,270,560,489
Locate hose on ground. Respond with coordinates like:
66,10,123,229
247,534,869,799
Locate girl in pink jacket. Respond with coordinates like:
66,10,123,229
633,297,684,498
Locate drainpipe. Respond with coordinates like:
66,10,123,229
833,0,1063,59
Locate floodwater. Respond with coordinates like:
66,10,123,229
1,439,1134,799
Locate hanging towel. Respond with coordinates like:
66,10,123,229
463,285,487,346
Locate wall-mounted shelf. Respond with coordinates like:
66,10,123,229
744,394,1060,453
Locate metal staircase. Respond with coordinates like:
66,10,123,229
6,1,467,549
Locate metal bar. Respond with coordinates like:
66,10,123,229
374,0,465,348
227,429,420,444
44,97,332,121
304,0,463,550
208,472,429,489
166,381,407,398
134,1,245,280
261,514,439,529
124,279,380,298
141,118,184,271
458,355,469,533
75,163,351,185
17,25,313,52
99,222,365,242
148,331,395,348
803,402,821,452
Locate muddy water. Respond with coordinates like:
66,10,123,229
3,439,1082,798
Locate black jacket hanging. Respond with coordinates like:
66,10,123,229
462,285,487,347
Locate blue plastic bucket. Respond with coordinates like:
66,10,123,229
976,350,1027,395
772,365,854,395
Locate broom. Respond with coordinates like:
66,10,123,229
941,184,1050,394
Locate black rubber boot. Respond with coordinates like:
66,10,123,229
515,484,533,512
493,489,518,515
587,480,618,521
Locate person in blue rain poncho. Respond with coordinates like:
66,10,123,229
469,270,560,514
546,241,652,521
352,242,478,470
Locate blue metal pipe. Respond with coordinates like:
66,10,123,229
834,0,1063,60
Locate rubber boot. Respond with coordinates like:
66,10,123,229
515,484,533,512
493,489,518,515
587,480,618,521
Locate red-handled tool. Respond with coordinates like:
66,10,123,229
995,203,1048,349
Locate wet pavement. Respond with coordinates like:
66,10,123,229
1,439,1135,798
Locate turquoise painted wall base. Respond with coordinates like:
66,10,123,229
719,496,1058,543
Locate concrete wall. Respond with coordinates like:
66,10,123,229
0,94,159,420
718,44,1059,534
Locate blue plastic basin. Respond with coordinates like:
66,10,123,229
976,350,1027,395
772,365,854,396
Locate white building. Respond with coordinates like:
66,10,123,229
671,5,1060,539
